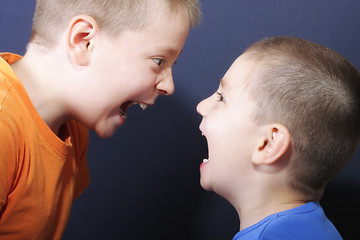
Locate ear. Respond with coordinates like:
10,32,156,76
252,124,290,165
66,15,99,66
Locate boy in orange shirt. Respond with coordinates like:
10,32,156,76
197,36,360,239
0,0,201,239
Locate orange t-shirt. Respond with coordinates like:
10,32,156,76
0,53,90,239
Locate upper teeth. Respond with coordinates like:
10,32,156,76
133,102,148,110
139,103,148,110
203,159,208,163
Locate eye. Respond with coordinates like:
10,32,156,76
216,91,225,102
153,58,166,67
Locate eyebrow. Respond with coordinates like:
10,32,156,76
160,47,183,59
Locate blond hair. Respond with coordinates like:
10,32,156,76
244,36,360,200
30,0,201,47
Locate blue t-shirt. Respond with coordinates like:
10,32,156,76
233,202,342,240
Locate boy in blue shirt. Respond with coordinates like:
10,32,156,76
197,36,360,239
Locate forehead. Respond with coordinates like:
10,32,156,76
145,11,190,54
109,8,190,56
221,54,257,93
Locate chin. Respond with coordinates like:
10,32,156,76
200,177,213,192
95,127,118,139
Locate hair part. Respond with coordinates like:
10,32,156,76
244,36,360,201
30,0,201,47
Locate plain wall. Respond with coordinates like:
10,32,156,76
1,1,360,239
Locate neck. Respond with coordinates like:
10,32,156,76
11,46,70,136
229,184,308,231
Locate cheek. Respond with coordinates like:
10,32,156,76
208,137,238,163
103,68,157,100
206,115,236,145
126,68,158,93
207,120,246,161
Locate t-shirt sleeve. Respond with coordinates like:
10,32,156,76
0,119,17,212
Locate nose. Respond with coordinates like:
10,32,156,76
156,68,175,96
196,95,212,117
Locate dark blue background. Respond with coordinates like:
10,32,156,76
1,1,360,239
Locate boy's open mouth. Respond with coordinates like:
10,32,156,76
120,101,149,120
199,128,209,164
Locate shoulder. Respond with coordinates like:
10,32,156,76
260,202,342,240
0,67,15,112
0,108,19,185
0,79,22,150
0,53,25,123
0,116,16,156
0,76,27,142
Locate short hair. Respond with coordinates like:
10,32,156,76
30,0,201,47
244,36,360,200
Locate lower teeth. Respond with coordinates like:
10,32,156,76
203,159,208,163
120,109,127,120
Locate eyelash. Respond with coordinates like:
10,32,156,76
153,58,167,67
216,91,225,102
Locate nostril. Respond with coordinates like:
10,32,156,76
157,89,168,95
155,72,175,95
